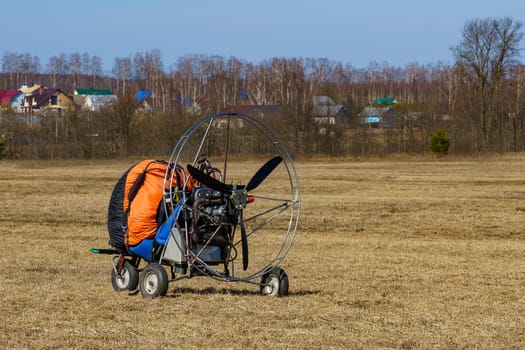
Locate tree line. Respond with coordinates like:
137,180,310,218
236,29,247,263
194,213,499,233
0,17,524,159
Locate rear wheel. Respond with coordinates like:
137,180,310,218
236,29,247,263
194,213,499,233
139,263,169,298
260,267,289,297
111,260,139,291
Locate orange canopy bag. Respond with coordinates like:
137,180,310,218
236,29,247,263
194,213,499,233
107,159,189,250
124,160,171,246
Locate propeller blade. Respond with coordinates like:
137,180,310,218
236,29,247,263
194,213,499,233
240,216,249,271
246,156,283,192
186,164,232,195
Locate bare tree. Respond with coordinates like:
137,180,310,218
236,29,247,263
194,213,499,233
91,55,103,86
81,52,91,75
133,52,146,82
452,17,523,151
2,52,20,87
47,54,68,87
112,56,133,95
69,53,82,89
245,62,270,105
172,55,209,110
143,49,165,111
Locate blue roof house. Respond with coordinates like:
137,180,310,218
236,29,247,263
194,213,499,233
357,106,399,128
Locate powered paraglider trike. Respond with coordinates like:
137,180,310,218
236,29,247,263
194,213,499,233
91,112,301,298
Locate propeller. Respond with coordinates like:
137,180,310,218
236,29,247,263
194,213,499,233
186,156,283,270
187,156,282,195
246,156,283,191
187,164,233,195
240,212,249,270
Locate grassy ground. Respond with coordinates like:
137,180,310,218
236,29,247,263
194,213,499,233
0,156,524,349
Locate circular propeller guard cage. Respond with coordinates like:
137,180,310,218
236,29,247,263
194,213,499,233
164,112,301,283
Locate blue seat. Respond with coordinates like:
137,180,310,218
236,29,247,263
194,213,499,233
129,204,182,262
155,204,181,245
129,238,154,261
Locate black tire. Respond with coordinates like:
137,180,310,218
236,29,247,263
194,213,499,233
139,263,169,298
111,260,139,291
260,267,289,297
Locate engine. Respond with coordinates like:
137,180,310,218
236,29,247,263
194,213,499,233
190,187,231,247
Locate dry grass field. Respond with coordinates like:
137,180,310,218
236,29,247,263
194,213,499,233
1,155,524,349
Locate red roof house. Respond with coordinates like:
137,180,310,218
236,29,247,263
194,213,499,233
0,90,19,106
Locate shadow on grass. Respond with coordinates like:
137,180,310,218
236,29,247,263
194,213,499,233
165,287,320,297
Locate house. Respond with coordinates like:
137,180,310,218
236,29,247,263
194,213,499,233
10,91,25,113
74,88,117,111
312,96,350,127
176,96,202,115
75,88,113,96
135,90,153,112
0,90,20,112
357,106,399,128
19,84,41,95
373,97,397,106
0,90,19,106
24,86,75,115
357,96,400,128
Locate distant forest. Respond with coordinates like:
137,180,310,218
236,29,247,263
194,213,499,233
0,17,524,159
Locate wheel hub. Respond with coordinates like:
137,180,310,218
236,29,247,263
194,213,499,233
116,270,130,288
144,273,158,294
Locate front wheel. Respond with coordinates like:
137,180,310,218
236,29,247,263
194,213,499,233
111,260,139,291
260,267,289,297
139,263,169,298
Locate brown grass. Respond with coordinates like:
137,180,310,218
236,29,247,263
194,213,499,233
0,156,524,349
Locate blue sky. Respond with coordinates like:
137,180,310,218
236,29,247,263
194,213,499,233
1,0,525,73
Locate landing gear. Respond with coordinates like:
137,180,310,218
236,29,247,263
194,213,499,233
139,263,169,298
111,259,139,291
260,267,289,297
